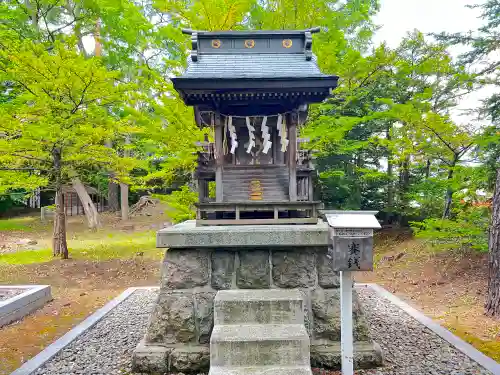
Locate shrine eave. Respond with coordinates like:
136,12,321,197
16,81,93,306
172,76,339,108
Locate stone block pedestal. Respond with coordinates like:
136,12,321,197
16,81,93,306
132,220,383,373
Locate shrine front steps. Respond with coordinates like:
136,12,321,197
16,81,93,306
210,324,311,369
209,289,312,375
209,366,313,375
214,289,304,325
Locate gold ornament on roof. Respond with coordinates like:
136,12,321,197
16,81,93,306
211,39,221,48
282,39,293,48
244,39,255,48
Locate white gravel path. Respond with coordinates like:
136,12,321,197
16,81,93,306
31,286,495,375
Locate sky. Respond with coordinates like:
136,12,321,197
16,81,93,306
373,0,491,126
373,0,484,48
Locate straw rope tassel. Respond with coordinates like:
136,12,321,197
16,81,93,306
229,116,238,154
246,116,255,154
223,116,228,155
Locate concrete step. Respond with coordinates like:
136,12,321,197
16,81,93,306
209,366,313,375
214,290,304,325
210,324,310,367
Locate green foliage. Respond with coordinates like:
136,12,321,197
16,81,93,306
0,190,27,214
0,0,498,258
154,186,197,223
411,205,490,252
0,39,138,187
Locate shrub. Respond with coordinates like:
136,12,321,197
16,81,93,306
411,205,490,252
154,185,197,224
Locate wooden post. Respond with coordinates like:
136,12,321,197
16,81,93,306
287,112,297,201
340,270,354,375
198,179,205,203
308,175,314,201
215,113,224,203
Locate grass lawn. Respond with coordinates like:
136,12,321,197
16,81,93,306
0,216,47,232
0,215,165,375
0,230,163,264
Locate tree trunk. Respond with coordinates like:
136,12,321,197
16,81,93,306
108,180,120,211
104,139,120,212
397,156,411,226
442,155,458,219
120,183,129,220
386,126,394,216
72,177,101,229
425,159,431,179
52,149,68,259
120,136,131,221
485,168,500,317
52,187,68,259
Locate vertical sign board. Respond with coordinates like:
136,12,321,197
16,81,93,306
324,211,380,375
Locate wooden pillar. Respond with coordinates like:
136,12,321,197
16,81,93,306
215,113,224,202
287,111,298,201
197,179,205,203
308,175,314,201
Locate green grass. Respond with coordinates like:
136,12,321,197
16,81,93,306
448,326,500,362
0,230,164,265
0,217,43,231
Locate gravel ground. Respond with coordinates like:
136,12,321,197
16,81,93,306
355,286,493,375
31,286,494,375
34,289,158,375
0,288,26,302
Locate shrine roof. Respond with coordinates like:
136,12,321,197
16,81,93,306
181,53,325,80
173,28,337,83
171,28,339,113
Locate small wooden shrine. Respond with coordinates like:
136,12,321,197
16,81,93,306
172,28,338,225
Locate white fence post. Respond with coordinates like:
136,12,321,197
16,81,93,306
340,270,354,375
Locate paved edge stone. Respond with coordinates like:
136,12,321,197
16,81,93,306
0,285,52,327
9,287,156,375
361,283,500,374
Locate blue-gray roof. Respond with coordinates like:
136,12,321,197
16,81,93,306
181,54,327,79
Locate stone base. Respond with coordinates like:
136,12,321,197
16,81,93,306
311,341,383,369
132,340,383,373
132,340,209,374
134,221,383,373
